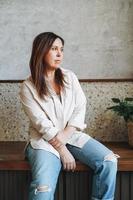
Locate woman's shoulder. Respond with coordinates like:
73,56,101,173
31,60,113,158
20,76,35,93
22,76,34,86
61,67,78,80
61,67,74,74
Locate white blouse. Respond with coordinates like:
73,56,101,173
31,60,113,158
19,68,90,158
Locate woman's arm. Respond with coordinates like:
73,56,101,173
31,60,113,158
19,82,60,141
67,72,87,131
49,135,76,171
49,126,76,146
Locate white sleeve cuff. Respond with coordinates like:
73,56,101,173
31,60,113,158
42,127,59,141
67,121,87,131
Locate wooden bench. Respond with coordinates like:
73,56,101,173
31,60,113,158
0,141,133,171
0,141,133,200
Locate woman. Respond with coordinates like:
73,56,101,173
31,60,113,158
19,32,119,200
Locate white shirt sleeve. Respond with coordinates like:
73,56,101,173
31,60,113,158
67,72,87,131
19,82,59,141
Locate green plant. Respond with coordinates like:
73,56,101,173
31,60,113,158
107,98,133,122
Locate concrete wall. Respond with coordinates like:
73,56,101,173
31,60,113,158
0,0,133,79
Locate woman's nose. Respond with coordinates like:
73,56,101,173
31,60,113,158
56,50,62,57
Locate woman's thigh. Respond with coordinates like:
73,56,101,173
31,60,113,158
67,137,114,170
25,144,61,189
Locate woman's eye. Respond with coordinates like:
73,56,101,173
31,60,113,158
51,47,64,52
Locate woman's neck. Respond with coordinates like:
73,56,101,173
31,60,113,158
45,69,55,81
45,69,60,95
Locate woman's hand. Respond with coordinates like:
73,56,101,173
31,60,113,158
58,145,76,171
49,137,76,171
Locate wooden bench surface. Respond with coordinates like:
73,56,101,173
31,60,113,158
0,141,133,171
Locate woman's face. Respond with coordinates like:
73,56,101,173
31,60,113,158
45,38,64,70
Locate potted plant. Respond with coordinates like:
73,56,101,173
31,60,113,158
107,98,133,147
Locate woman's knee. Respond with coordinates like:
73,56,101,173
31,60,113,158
100,152,119,174
29,182,54,200
31,166,61,194
33,184,53,195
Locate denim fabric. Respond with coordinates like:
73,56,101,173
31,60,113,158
25,137,118,200
67,138,118,200
25,145,61,200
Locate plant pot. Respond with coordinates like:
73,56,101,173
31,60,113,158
127,122,133,147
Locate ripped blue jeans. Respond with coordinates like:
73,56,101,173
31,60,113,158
25,137,118,200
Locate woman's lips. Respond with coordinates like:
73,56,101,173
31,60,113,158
55,60,61,62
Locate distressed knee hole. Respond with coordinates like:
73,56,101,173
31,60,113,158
34,185,51,195
104,153,120,162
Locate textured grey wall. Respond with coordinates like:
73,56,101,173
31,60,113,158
0,0,133,80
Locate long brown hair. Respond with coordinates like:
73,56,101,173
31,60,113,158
29,32,66,99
